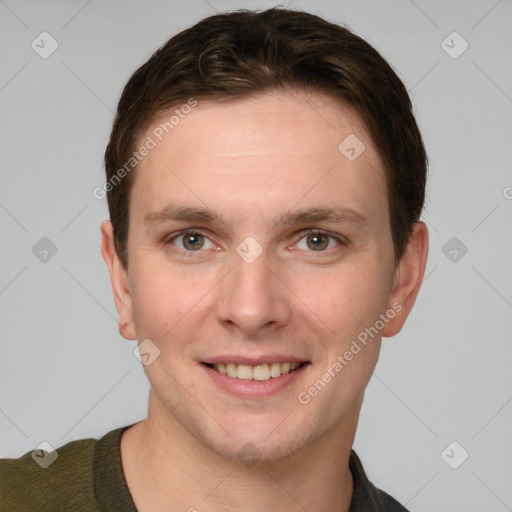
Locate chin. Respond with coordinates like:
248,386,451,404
209,434,307,466
194,414,321,466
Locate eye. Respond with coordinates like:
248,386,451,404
294,230,344,252
168,230,215,251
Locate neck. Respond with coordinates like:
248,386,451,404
121,394,357,512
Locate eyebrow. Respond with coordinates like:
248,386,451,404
144,203,368,229
144,205,225,226
276,206,368,228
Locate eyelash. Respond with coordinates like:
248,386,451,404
165,228,347,254
296,229,347,251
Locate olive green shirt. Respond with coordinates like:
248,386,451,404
0,425,410,511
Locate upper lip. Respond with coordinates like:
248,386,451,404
202,355,309,366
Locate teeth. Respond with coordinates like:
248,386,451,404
253,364,270,381
212,361,304,381
226,363,237,378
237,364,253,380
270,362,281,378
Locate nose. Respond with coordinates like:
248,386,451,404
216,245,292,337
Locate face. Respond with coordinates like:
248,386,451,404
104,90,423,463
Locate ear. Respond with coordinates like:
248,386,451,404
101,220,137,340
382,221,429,337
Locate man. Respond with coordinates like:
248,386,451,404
0,8,428,511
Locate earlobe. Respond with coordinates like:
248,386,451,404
100,220,137,340
382,221,429,338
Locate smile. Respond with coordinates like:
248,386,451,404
205,362,307,381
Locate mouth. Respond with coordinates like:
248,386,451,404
203,361,308,381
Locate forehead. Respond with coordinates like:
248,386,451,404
131,91,388,226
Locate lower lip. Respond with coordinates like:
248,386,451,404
202,363,309,398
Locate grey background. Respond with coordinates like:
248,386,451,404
1,0,511,510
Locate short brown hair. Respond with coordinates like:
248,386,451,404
104,8,427,268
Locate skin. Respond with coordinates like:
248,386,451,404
101,90,428,512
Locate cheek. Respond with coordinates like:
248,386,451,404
298,265,389,341
129,262,221,355
129,266,187,341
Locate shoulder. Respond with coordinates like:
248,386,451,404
0,429,121,512
349,450,410,512
364,484,410,512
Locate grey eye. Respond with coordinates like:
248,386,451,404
306,233,329,251
295,232,340,252
181,233,205,250
169,231,216,252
